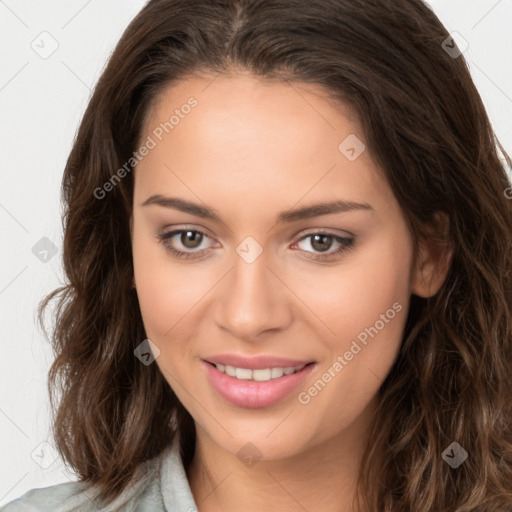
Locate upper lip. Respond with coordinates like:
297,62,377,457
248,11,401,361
203,354,314,370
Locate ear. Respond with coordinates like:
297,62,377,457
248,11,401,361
411,212,454,298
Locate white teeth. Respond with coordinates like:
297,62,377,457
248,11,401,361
252,368,271,381
271,367,284,379
214,363,306,381
235,368,252,380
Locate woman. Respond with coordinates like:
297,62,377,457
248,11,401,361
3,0,512,510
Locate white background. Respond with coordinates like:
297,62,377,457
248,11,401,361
1,0,511,506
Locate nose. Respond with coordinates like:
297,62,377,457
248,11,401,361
214,247,293,341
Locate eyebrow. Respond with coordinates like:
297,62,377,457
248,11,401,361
141,194,373,223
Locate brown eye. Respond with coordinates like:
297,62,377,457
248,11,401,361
156,229,213,260
310,234,334,252
293,231,355,261
180,230,203,249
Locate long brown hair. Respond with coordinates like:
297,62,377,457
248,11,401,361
38,0,512,509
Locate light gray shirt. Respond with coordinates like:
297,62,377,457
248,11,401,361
0,435,199,511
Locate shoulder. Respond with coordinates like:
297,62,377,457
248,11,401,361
0,460,162,512
0,438,194,512
0,480,86,511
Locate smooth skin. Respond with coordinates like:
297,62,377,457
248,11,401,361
130,71,452,512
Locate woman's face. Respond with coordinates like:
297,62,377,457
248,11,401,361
131,73,418,459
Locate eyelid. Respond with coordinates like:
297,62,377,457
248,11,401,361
160,223,215,237
292,226,355,240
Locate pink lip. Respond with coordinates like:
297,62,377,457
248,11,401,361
204,354,313,370
202,360,316,409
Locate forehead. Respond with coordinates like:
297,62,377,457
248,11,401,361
134,73,390,220
143,72,364,148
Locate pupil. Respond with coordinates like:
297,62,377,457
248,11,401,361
182,231,202,248
312,234,331,252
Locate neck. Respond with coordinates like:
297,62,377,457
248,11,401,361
186,399,377,512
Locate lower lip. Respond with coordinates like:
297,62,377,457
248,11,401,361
202,360,316,409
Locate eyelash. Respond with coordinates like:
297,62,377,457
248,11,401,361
156,228,355,261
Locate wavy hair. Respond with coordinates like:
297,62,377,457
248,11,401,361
38,0,512,509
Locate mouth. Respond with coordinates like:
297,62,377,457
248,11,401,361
205,361,313,381
201,358,316,409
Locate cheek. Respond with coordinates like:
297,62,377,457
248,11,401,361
296,226,412,345
132,226,206,341
294,228,412,433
